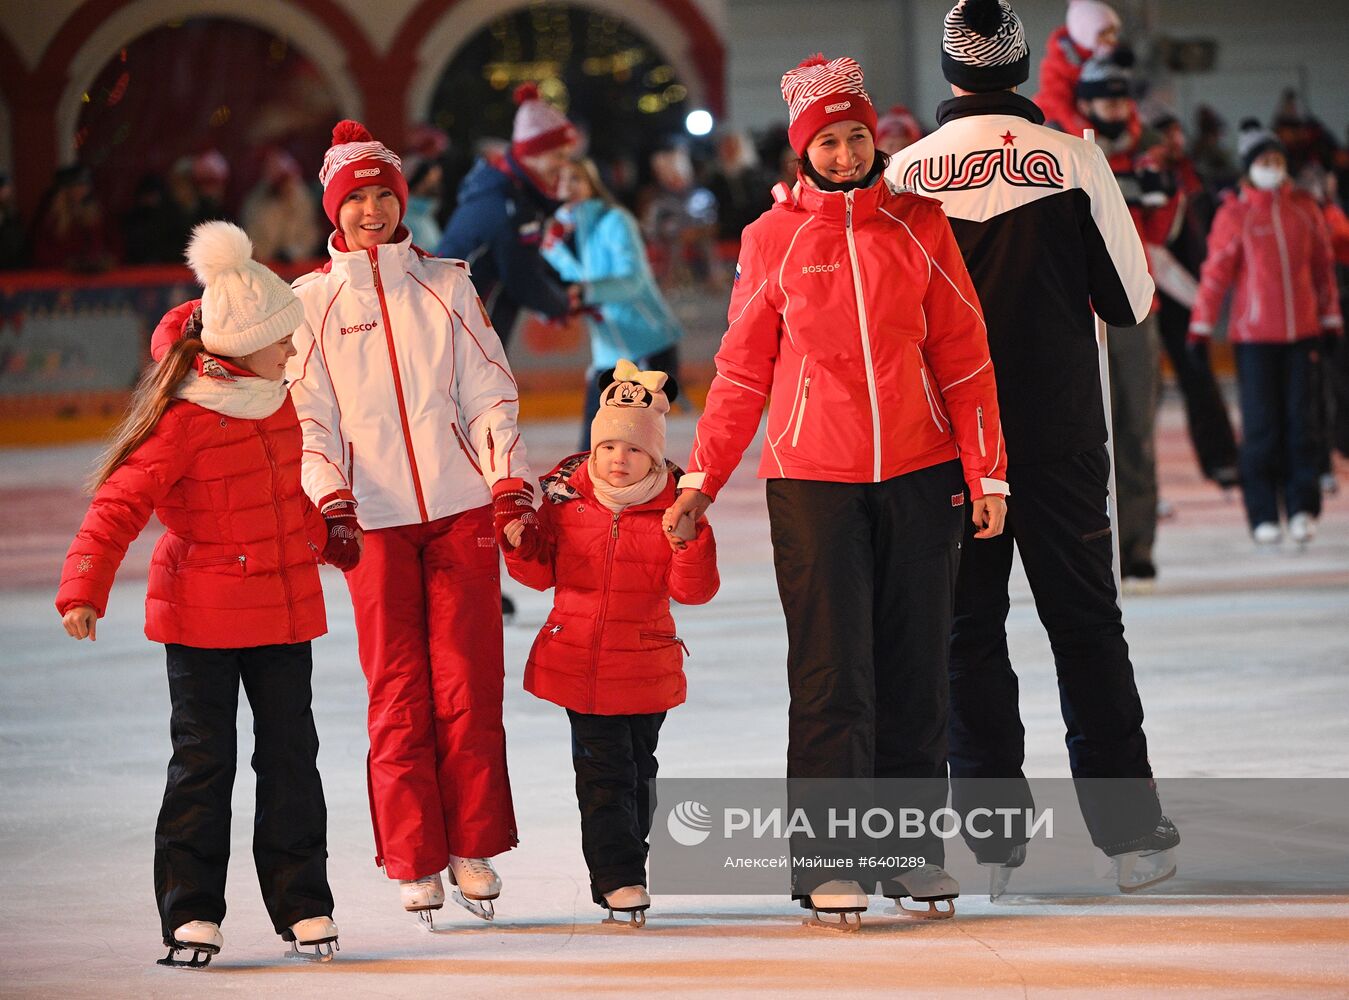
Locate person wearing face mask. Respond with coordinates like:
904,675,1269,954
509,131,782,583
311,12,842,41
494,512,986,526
1035,0,1122,139
288,120,533,925
663,53,1009,927
1190,121,1342,547
438,83,582,347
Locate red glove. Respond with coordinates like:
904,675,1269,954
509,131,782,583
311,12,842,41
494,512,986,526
491,477,538,548
542,219,569,250
509,519,545,561
318,491,362,572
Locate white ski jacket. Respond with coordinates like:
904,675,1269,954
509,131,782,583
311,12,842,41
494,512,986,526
288,231,531,529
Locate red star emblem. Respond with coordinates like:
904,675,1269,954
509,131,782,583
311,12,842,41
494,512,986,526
1001,130,1017,146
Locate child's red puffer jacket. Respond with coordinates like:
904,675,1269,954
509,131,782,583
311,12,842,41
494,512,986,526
504,454,719,715
55,301,328,648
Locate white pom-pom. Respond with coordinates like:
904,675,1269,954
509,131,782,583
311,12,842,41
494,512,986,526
185,220,254,286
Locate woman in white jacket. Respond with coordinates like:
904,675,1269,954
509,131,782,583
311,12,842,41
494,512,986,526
288,120,535,924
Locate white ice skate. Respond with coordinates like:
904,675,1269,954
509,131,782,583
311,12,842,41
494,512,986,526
157,920,222,969
883,864,959,919
400,872,446,928
982,844,1028,902
1108,816,1180,893
601,885,651,928
447,855,500,921
1252,522,1282,547
284,916,339,962
1289,512,1317,548
801,880,867,932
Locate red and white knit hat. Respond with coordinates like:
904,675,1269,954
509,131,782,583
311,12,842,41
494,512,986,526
780,54,878,155
512,83,580,159
318,120,408,227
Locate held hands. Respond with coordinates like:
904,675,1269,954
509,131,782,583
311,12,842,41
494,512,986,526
318,492,363,572
62,605,98,641
972,495,1007,540
502,517,543,560
661,489,712,551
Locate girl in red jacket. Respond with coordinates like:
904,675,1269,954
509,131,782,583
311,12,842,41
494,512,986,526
501,361,718,926
1190,122,1342,546
55,222,350,968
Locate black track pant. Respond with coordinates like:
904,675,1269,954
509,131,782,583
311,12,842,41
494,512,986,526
155,642,332,942
767,461,964,885
567,709,665,905
1157,292,1239,481
947,447,1161,859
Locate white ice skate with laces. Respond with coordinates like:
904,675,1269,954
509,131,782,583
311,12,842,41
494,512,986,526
447,855,501,921
157,920,222,969
284,916,339,962
400,872,446,928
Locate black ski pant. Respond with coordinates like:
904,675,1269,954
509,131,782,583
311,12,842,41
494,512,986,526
1234,340,1323,528
947,447,1161,860
156,642,332,942
1157,292,1239,482
567,709,665,905
767,461,964,891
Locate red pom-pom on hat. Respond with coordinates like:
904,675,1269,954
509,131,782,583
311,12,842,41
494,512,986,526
331,120,373,146
798,53,828,68
514,82,540,106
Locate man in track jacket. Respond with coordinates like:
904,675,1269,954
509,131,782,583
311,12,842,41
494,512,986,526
887,0,1178,891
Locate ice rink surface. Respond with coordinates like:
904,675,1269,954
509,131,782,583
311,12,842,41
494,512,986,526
3,397,1348,999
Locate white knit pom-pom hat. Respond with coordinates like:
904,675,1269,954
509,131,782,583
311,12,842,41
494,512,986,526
185,221,304,358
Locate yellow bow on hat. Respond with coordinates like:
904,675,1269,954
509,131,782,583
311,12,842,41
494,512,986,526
613,358,668,393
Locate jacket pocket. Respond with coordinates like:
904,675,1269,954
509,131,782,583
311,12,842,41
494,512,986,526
451,422,483,474
178,553,247,573
791,365,815,448
640,631,689,655
916,351,950,433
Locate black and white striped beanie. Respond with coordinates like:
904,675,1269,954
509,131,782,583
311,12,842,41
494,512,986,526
941,0,1030,93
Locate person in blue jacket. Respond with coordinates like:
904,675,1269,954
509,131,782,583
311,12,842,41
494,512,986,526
438,84,581,346
542,158,684,444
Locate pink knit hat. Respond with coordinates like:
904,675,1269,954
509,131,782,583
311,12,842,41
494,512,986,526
590,360,671,467
319,120,408,227
780,54,878,155
1066,0,1121,52
512,83,580,159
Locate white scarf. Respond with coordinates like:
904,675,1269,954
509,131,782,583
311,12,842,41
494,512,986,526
174,356,288,420
588,459,669,513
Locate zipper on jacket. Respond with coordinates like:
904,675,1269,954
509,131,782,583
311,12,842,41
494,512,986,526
587,511,621,711
791,375,811,447
977,405,987,458
1270,196,1297,341
257,427,296,643
844,190,883,481
178,553,246,570
370,249,430,522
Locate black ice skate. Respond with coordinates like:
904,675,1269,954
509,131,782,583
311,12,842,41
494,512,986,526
157,920,222,969
283,916,339,962
982,844,1028,902
882,864,959,919
800,880,867,932
1106,816,1180,893
601,885,651,928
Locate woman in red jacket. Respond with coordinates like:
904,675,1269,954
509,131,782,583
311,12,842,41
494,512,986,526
501,362,718,926
664,54,1008,927
55,223,351,968
1190,122,1342,546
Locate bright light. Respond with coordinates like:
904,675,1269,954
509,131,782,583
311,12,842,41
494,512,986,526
685,109,713,136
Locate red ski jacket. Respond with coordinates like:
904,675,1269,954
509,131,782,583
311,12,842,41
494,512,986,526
681,177,1008,501
1035,26,1093,139
56,301,328,648
504,455,719,716
1191,183,1342,344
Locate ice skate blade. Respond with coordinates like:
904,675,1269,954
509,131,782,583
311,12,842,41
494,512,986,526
986,866,1014,901
601,907,648,928
157,944,218,969
286,939,338,963
452,889,496,921
1116,850,1178,894
803,909,863,932
885,898,956,920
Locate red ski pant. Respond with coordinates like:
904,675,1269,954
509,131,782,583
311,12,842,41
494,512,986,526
345,505,517,880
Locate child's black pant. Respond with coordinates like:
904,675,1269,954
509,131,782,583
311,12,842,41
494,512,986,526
156,642,332,942
1234,340,1323,528
566,709,665,904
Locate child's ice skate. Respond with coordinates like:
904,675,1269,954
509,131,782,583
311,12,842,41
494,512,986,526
283,916,339,962
157,920,222,969
447,855,500,921
800,880,867,932
400,872,446,928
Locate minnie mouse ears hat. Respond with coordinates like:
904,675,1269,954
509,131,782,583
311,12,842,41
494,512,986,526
319,120,409,227
591,359,673,466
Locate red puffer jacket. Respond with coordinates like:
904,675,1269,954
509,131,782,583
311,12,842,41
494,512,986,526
504,455,719,715
1191,183,1342,344
1035,26,1092,137
55,301,328,648
682,177,1007,502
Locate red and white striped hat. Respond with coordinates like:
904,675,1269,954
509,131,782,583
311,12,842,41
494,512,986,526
319,120,408,227
780,54,878,154
512,83,580,159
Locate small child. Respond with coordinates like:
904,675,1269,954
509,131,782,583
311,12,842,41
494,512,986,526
55,222,350,967
501,360,718,925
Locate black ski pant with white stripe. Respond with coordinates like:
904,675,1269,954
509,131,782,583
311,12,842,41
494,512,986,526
155,642,332,942
767,461,964,891
947,447,1162,860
